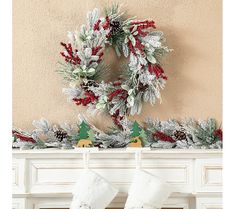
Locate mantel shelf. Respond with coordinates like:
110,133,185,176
12,148,223,159
12,148,223,154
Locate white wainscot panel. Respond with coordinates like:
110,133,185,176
196,197,222,209
12,198,26,209
93,160,193,193
12,159,26,194
29,159,82,193
29,158,193,194
196,159,222,192
20,196,192,209
12,163,18,187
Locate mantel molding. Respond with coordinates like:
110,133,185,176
12,149,222,159
12,149,222,209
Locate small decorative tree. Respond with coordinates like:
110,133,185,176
131,121,142,138
77,121,93,147
78,121,90,140
129,121,146,147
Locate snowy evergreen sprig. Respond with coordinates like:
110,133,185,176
145,118,222,149
12,128,46,150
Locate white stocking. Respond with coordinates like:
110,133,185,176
70,169,118,209
124,169,172,209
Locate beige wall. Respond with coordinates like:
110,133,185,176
13,0,222,130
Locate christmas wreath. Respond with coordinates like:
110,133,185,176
58,5,171,128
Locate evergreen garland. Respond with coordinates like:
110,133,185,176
12,118,222,150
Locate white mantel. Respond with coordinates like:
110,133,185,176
12,149,222,209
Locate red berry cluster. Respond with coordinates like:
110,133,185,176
73,91,98,106
128,39,146,55
152,131,175,143
92,46,104,63
213,128,223,141
148,64,167,80
131,20,156,28
12,130,36,143
93,19,101,31
108,89,128,101
60,42,81,65
108,88,129,129
111,110,125,130
103,16,110,30
128,20,157,54
128,41,136,55
93,16,110,31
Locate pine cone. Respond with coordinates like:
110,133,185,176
110,20,123,35
173,130,187,141
81,81,98,90
138,83,148,91
54,130,68,142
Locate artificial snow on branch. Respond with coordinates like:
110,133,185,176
57,4,172,129
12,118,222,150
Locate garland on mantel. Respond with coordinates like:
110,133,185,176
12,117,222,150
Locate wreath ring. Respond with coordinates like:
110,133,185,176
58,5,171,128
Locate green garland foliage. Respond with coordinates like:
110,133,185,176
12,118,222,150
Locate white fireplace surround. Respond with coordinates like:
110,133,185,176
12,149,222,209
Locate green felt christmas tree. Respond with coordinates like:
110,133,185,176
131,121,142,138
78,121,90,140
77,121,93,147
129,121,143,147
139,129,147,146
88,129,95,141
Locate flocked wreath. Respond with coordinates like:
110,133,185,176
58,5,171,128
12,5,223,150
